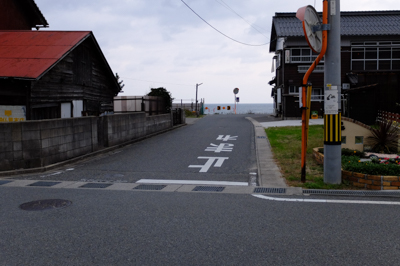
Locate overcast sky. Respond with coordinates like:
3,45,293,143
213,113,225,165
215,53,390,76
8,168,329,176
36,0,397,103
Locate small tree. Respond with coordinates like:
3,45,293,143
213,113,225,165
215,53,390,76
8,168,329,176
115,73,125,91
147,87,173,112
365,120,400,154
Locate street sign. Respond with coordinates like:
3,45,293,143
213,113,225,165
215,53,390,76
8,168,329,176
233,88,239,94
324,87,338,115
236,97,239,103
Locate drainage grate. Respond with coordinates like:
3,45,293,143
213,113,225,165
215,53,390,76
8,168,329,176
253,187,286,194
20,199,72,211
303,189,400,197
134,184,166,191
29,181,61,187
192,186,225,192
257,136,266,139
80,183,112,189
0,180,12,186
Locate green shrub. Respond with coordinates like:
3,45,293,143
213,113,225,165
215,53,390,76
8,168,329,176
341,148,365,157
342,155,400,175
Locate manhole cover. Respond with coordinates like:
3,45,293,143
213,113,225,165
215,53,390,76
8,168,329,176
29,181,61,187
19,199,72,211
192,186,225,192
254,188,286,194
80,183,112,188
134,184,166,191
0,180,12,186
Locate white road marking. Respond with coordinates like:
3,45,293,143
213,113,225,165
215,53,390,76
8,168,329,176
40,172,62,178
252,194,400,205
137,179,248,186
205,143,234,153
217,135,238,141
65,168,74,171
188,157,229,172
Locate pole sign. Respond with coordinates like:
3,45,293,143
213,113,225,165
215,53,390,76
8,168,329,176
233,88,239,94
324,85,338,115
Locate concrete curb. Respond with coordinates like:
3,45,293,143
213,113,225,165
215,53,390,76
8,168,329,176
0,123,187,177
246,117,288,188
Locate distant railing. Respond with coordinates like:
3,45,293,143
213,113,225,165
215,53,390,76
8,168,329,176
114,96,167,115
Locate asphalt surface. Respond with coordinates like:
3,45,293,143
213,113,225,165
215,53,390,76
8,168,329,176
9,115,258,184
1,187,400,265
3,114,400,265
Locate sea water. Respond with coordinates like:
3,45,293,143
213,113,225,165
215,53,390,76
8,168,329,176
203,103,273,115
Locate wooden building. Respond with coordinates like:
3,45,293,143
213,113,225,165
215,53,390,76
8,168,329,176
269,11,400,124
0,31,121,121
0,0,48,30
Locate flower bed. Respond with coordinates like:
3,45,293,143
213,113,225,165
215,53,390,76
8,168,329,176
312,148,400,190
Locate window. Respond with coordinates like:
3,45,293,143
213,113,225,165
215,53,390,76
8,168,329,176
355,136,364,144
290,48,321,63
351,41,400,71
311,88,323,101
289,85,299,94
341,136,346,144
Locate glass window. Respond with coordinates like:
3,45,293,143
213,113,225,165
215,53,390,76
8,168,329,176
365,61,377,70
379,61,391,70
355,136,364,144
393,48,400,59
352,61,364,71
352,48,364,60
365,48,377,59
311,88,323,101
289,86,299,94
341,136,346,144
379,49,391,59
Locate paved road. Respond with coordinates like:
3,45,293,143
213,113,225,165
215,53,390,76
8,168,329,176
10,115,258,184
3,114,400,265
1,186,400,265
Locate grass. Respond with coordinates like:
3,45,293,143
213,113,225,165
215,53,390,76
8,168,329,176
265,125,353,189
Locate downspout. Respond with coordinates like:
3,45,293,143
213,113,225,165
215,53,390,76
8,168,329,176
300,0,328,182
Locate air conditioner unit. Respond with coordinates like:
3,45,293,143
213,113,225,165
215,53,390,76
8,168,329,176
342,83,350,90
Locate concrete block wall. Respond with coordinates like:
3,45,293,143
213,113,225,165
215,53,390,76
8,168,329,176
40,117,97,166
146,114,173,135
102,113,147,147
0,112,175,171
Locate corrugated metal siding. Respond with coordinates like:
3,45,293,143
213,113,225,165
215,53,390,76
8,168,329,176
0,31,90,79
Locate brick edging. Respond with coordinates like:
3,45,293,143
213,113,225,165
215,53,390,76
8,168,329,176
341,116,372,130
312,148,400,190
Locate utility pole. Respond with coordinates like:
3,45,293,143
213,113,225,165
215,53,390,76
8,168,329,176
195,83,202,117
323,0,342,184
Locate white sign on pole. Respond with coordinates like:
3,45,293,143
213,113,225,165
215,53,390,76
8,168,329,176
324,87,339,114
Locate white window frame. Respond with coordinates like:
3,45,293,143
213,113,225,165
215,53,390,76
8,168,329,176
351,41,400,71
289,85,300,94
290,48,323,63
311,88,323,101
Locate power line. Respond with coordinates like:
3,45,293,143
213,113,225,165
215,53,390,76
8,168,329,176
121,77,193,87
214,0,269,39
180,0,270,46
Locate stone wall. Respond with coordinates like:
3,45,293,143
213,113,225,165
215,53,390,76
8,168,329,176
0,112,176,171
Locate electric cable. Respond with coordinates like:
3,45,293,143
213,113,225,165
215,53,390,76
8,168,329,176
180,0,270,46
214,0,269,38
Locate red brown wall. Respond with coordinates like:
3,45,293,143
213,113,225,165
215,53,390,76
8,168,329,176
0,0,32,30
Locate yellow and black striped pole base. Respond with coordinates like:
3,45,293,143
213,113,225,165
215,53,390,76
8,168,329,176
324,113,341,145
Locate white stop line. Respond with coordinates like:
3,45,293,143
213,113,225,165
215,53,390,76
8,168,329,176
252,194,400,206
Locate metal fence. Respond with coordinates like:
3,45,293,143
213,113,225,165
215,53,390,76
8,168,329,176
114,96,167,115
376,110,400,125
